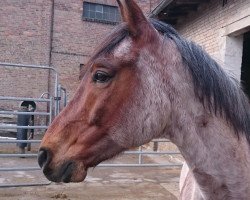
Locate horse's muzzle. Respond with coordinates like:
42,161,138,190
38,148,86,183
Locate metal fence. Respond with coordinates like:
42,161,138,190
0,62,182,188
0,63,61,187
0,62,64,116
99,139,182,168
0,139,182,188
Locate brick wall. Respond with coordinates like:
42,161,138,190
51,0,161,99
0,0,52,112
176,0,250,59
3,0,248,110
0,0,160,112
51,0,118,98
0,0,51,65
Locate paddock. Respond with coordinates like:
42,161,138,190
0,63,182,200
0,148,181,200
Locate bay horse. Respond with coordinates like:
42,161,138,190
38,0,250,199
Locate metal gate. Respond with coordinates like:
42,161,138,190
0,62,182,188
0,62,65,187
99,139,182,168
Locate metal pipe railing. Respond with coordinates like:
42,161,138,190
0,167,41,171
124,151,180,155
0,154,38,158
0,96,51,102
0,140,41,143
0,62,61,188
98,163,182,167
0,62,59,116
0,125,48,129
0,111,50,116
0,182,51,188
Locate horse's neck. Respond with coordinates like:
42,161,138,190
169,108,250,199
154,42,250,198
150,36,250,198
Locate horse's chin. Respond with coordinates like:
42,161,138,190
67,168,87,183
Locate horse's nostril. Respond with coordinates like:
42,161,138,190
38,148,51,169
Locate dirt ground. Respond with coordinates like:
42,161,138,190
0,167,181,200
0,146,182,200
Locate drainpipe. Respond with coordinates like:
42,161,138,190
48,0,55,88
46,0,55,122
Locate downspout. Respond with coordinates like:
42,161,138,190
49,1,55,66
47,0,55,122
48,0,55,88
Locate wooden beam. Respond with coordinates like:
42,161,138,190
167,11,188,17
155,0,210,26
167,10,188,15
159,13,186,19
176,0,208,4
171,4,198,11
164,19,178,25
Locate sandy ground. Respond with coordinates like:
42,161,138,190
0,136,183,200
0,147,182,200
0,167,181,200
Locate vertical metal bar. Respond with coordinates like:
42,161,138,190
58,84,61,112
0,63,59,116
63,90,67,107
138,146,142,164
153,141,158,151
54,72,59,116
60,87,67,107
49,97,53,124
0,62,59,188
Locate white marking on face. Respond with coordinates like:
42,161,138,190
113,38,132,58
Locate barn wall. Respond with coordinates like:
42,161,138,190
0,0,52,111
175,0,250,80
0,0,161,111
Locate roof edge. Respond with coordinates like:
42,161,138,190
149,0,173,17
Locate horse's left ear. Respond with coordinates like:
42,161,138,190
116,0,155,38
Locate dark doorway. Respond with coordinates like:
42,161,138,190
241,31,250,99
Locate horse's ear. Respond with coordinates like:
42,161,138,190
116,0,152,37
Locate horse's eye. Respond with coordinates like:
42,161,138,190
93,71,112,83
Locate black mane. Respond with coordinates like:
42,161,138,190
150,19,250,141
94,18,250,141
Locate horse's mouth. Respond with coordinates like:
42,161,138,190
42,161,87,183
60,161,74,183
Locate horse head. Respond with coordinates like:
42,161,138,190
38,0,172,183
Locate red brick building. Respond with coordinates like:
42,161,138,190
0,0,160,112
1,0,249,112
152,0,250,98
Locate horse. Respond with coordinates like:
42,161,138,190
38,0,250,199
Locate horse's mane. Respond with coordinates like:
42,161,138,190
150,19,250,141
93,18,250,141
